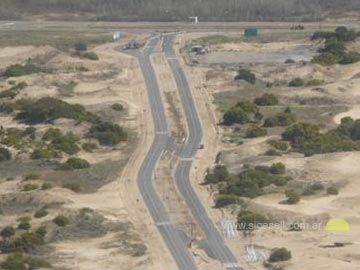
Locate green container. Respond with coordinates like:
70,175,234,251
244,28,258,37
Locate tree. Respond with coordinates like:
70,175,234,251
245,125,267,138
285,189,300,204
254,94,278,106
0,147,12,162
269,248,292,262
270,163,286,175
53,215,70,227
237,210,270,232
0,226,15,239
205,165,230,184
235,69,256,84
222,107,249,126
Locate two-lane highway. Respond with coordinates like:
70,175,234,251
132,36,197,270
163,34,242,270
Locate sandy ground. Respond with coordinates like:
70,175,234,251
0,35,175,269
175,32,360,270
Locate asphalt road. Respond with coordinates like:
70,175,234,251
133,36,198,270
120,34,242,270
163,35,242,270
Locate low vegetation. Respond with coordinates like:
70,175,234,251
222,100,261,126
205,163,291,199
53,215,70,227
245,125,267,138
234,69,256,84
263,109,296,127
269,248,292,262
254,94,279,106
4,63,41,78
282,117,360,156
237,210,270,232
311,27,360,66
59,157,91,170
88,121,127,146
0,147,12,162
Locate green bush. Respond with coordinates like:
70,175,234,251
327,186,339,195
205,165,230,184
88,121,127,146
111,103,124,111
245,125,267,138
22,184,38,192
222,164,290,198
288,77,305,87
41,183,52,190
222,101,259,126
237,210,270,231
63,182,81,192
0,147,12,162
311,31,336,41
270,163,286,175
263,111,296,127
4,64,41,78
234,69,256,84
339,51,360,65
34,209,48,219
53,215,69,227
285,189,300,204
59,157,90,170
1,252,50,270
214,195,243,208
269,140,289,151
269,248,292,262
82,51,99,60
50,132,80,155
35,226,47,238
17,97,97,124
306,79,325,86
265,149,282,156
24,173,40,181
0,226,15,239
312,52,340,66
82,142,98,153
31,148,60,160
254,94,279,106
335,26,357,42
17,222,31,231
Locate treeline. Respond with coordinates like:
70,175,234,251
1,0,360,21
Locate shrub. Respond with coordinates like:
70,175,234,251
306,79,324,86
335,26,357,42
222,107,249,126
269,140,289,151
339,51,360,65
282,123,320,142
34,209,48,219
4,64,41,77
17,97,97,124
24,173,40,181
327,186,339,195
0,226,15,239
111,103,124,111
311,31,336,40
31,148,60,160
288,78,305,87
270,163,286,175
285,189,300,204
205,165,230,184
53,215,69,227
245,125,267,138
312,52,340,66
22,184,38,192
285,58,295,64
237,210,270,231
265,149,282,156
82,51,99,60
82,143,98,153
42,128,62,141
41,183,52,190
75,42,87,51
88,121,127,146
254,94,279,106
0,147,12,162
234,69,256,84
1,252,50,270
17,222,31,231
269,248,292,262
311,183,324,191
63,182,81,192
60,157,91,170
215,195,243,208
50,132,80,155
263,112,296,127
35,226,47,238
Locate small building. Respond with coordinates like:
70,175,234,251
244,28,258,38
189,45,208,55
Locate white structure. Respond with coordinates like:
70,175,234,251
189,16,199,24
113,32,121,40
